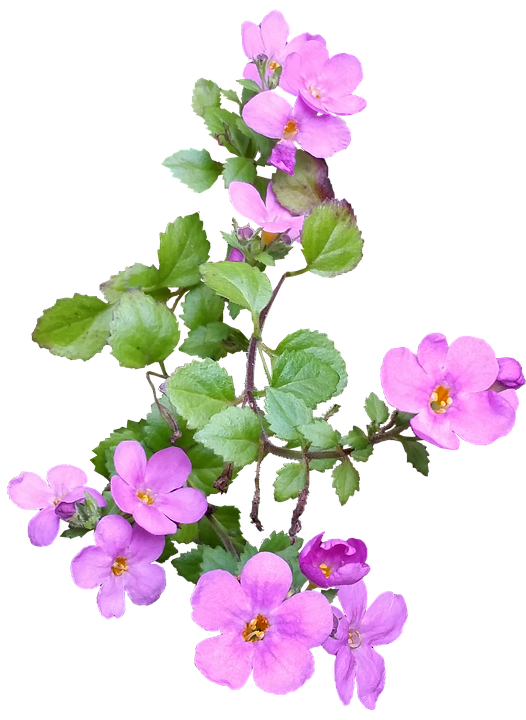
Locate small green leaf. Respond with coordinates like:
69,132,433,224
109,291,180,368
259,531,303,571
156,535,178,564
220,87,241,104
202,107,250,156
201,546,239,575
271,150,334,215
186,443,225,495
92,424,150,479
235,117,276,163
100,491,121,517
197,506,246,555
237,78,260,92
143,397,194,452
158,214,210,288
172,547,204,584
397,437,430,476
165,358,235,429
396,411,416,426
364,392,390,425
340,426,370,450
60,528,90,539
228,301,242,320
195,406,261,467
302,199,363,277
32,294,111,361
273,462,307,501
264,388,313,443
298,419,340,449
200,261,272,322
321,588,339,603
173,523,199,544
192,79,221,118
238,543,259,570
223,157,257,187
180,283,224,330
100,264,161,303
180,322,231,359
332,459,360,505
162,149,223,193
351,444,374,462
271,350,339,409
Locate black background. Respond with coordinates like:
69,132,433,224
8,3,524,713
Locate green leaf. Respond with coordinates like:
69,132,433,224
237,78,260,92
273,462,307,501
162,149,223,193
271,349,339,409
202,107,250,156
197,506,246,555
397,437,430,476
156,535,178,564
92,423,149,479
143,397,194,452
259,531,304,570
32,294,112,361
275,329,347,396
264,388,313,443
201,546,239,575
180,322,231,360
332,459,360,505
222,157,256,187
364,392,389,425
222,326,249,355
302,199,363,277
396,411,416,426
109,290,180,368
186,443,225,495
321,588,339,603
100,264,161,303
191,79,221,118
200,261,272,322
254,175,270,201
173,523,198,544
340,426,370,450
271,150,334,216
220,87,240,105
158,214,210,288
171,547,204,584
165,358,235,429
228,301,242,320
235,117,276,163
238,543,259,570
100,491,121,517
298,419,340,449
351,444,374,462
60,527,90,539
195,406,261,467
181,283,224,330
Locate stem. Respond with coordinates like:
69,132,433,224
263,438,353,461
169,287,189,313
258,343,272,384
259,341,276,358
206,510,240,560
250,442,265,531
146,371,182,442
289,458,310,544
158,361,168,378
243,336,259,411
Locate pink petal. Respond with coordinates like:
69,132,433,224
133,502,178,535
297,40,329,79
354,645,386,710
242,92,292,138
27,506,60,546
252,634,314,694
46,464,87,496
361,592,408,646
8,472,53,510
127,523,165,563
111,473,138,513
242,62,261,86
380,347,433,412
156,486,207,524
324,93,367,116
322,607,349,655
292,96,317,122
320,53,363,95
338,581,368,627
500,388,519,411
448,391,516,444
113,440,147,488
229,181,268,225
284,33,326,60
94,514,132,556
125,562,166,605
241,552,292,613
144,446,191,493
272,590,333,647
269,140,296,175
417,333,449,376
191,569,252,632
260,10,289,59
241,21,263,59
97,574,126,619
410,409,460,449
71,546,111,588
445,336,498,392
279,52,302,96
298,114,351,158
335,645,356,705
195,634,253,690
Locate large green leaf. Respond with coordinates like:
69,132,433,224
200,261,272,322
180,322,231,360
186,443,225,495
332,459,360,505
180,283,224,330
302,200,363,277
158,214,210,288
100,264,161,303
195,406,261,467
162,149,223,193
271,349,339,408
397,437,430,476
271,150,334,216
264,388,313,443
298,419,340,449
222,157,256,187
192,78,221,118
364,392,390,425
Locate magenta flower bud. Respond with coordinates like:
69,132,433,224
299,532,370,588
54,501,77,521
227,247,245,262
490,357,525,391
237,225,254,240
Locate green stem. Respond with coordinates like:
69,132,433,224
207,512,239,560
258,343,272,384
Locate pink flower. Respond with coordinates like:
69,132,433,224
323,580,407,708
241,10,325,88
191,552,333,694
280,40,366,116
71,515,166,618
227,247,245,262
110,440,207,535
242,93,350,175
299,532,369,588
228,181,304,241
380,333,518,449
490,357,525,393
8,465,106,546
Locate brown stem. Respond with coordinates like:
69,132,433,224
146,371,181,442
288,458,310,544
250,442,265,531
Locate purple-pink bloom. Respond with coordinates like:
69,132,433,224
110,440,207,535
227,247,245,262
191,552,333,694
70,514,166,618
490,357,525,392
228,181,304,241
380,333,518,449
280,40,366,116
243,93,350,175
7,465,106,546
299,532,369,588
323,580,407,708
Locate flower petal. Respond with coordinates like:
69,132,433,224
280,51,302,96
445,336,498,392
320,53,363,95
8,472,53,510
113,440,147,488
410,409,460,449
133,502,177,535
111,473,138,513
241,552,292,613
242,92,292,138
500,388,519,411
448,390,516,444
191,569,251,632
195,634,254,689
380,347,432,412
417,333,449,376
335,645,356,705
144,446,191,493
323,93,367,116
27,506,60,546
71,546,111,588
338,581,368,627
361,592,408,646
241,21,263,59
127,523,165,563
252,634,314,694
272,590,333,647
354,645,386,710
269,140,296,174
125,562,166,605
331,561,370,587
94,515,132,556
322,607,349,655
297,40,329,79
298,114,350,158
46,465,87,496
242,62,262,86
260,10,289,59
97,574,126,619
155,486,207,524
229,181,268,225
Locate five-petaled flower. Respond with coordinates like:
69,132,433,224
228,181,304,243
70,514,166,618
8,464,106,546
322,579,407,708
191,552,333,694
380,333,519,449
299,532,370,588
110,440,207,535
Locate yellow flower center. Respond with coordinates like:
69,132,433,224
429,385,453,414
137,488,155,505
111,556,129,576
319,563,332,578
348,629,362,649
268,60,280,71
283,119,299,140
242,614,270,642
308,85,322,99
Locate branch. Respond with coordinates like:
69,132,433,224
288,458,310,544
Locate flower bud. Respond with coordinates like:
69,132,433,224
227,247,245,262
490,357,525,392
237,225,254,240
299,532,370,588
